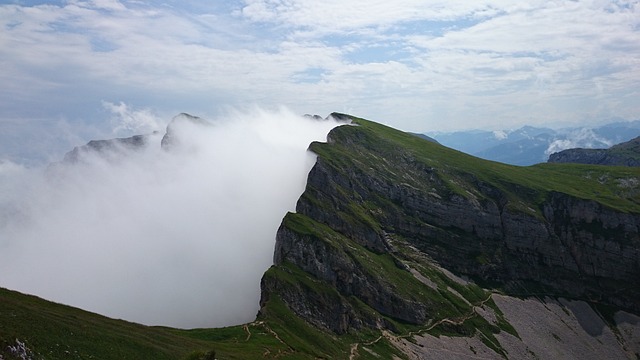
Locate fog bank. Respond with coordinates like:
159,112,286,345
0,108,341,328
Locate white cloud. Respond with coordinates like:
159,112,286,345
493,130,508,140
102,101,163,135
0,108,342,328
82,0,127,12
0,0,638,144
238,0,526,34
545,127,613,155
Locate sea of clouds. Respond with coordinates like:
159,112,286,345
0,107,342,328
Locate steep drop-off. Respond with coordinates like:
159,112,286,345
259,114,640,357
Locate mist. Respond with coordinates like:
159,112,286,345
0,108,342,328
545,128,612,156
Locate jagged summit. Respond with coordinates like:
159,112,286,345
327,112,354,122
61,133,155,164
303,114,324,121
60,111,343,162
160,113,210,150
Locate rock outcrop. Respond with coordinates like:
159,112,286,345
59,112,209,164
160,113,210,150
394,295,640,360
62,134,152,163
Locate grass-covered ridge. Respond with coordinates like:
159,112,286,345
281,113,639,341
317,115,640,214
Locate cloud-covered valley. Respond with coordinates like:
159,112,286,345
0,108,341,328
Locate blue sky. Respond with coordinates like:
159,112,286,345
1,0,639,162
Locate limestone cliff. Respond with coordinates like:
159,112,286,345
259,114,640,358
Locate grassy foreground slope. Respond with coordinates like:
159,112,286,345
0,285,406,359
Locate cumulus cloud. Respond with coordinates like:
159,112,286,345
0,0,638,136
238,0,522,33
0,108,342,328
545,128,612,155
492,130,508,140
103,101,163,136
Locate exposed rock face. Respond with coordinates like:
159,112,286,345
60,113,209,163
548,148,610,164
160,113,210,150
268,221,427,333
262,115,640,337
548,136,640,166
394,295,640,360
303,114,324,121
62,134,152,163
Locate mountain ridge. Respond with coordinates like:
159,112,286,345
2,113,640,359
259,113,640,358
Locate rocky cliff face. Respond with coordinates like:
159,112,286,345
160,113,210,150
62,134,152,163
260,114,640,343
296,156,640,312
59,112,208,164
548,136,640,166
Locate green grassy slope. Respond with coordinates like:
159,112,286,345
0,285,409,359
0,287,215,359
608,136,640,160
318,116,640,214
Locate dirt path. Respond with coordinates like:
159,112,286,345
349,335,383,359
244,321,296,359
349,343,359,360
348,293,494,359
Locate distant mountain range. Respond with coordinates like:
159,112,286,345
427,120,640,166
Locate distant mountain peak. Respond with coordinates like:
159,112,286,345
61,134,153,164
428,120,640,165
